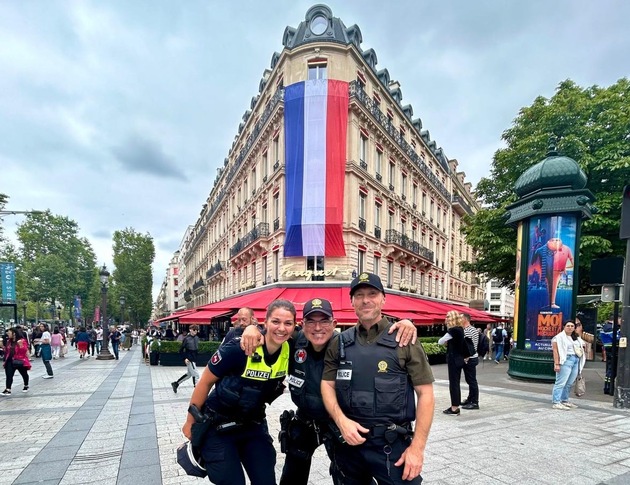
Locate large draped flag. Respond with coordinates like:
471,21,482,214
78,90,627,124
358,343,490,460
283,79,348,257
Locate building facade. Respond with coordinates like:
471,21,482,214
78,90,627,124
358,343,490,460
485,278,515,321
155,251,180,318
174,5,483,312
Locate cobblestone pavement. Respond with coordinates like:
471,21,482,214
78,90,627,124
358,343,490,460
1,346,629,484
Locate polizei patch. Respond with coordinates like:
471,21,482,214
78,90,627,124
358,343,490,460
245,369,271,379
287,374,305,388
336,369,352,380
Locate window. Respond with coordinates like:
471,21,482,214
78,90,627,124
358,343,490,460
490,292,501,300
262,204,268,224
422,192,427,213
373,255,381,276
263,256,268,283
308,62,327,80
359,133,368,165
388,211,394,231
251,169,257,191
243,180,248,202
375,149,383,177
262,152,268,178
358,249,365,274
273,250,279,281
273,193,279,220
411,269,416,285
387,261,393,287
374,203,381,230
420,273,425,293
401,173,407,198
273,137,280,164
411,226,417,242
490,305,501,312
430,199,435,221
388,162,395,187
359,193,366,219
307,256,325,281
252,261,257,284
400,265,405,281
412,184,418,206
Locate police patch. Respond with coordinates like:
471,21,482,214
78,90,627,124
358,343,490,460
336,369,352,380
377,360,388,373
287,374,305,388
210,350,222,365
294,348,307,364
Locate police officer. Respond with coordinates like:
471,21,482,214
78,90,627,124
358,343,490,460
182,299,296,485
240,299,417,485
321,272,435,484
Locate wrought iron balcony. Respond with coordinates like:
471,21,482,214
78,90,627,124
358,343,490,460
358,217,366,232
273,161,280,171
359,160,368,170
376,173,382,182
273,218,280,231
385,229,434,262
206,261,226,279
452,194,474,216
349,81,451,201
374,226,381,239
229,223,270,258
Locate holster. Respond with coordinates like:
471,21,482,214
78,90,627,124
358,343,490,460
278,409,294,453
189,405,214,448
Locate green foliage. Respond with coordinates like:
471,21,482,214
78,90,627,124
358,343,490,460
421,342,447,356
463,78,630,291
418,336,440,344
112,228,155,326
158,340,220,354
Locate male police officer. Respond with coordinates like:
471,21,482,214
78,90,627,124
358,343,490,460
241,297,417,485
321,272,435,484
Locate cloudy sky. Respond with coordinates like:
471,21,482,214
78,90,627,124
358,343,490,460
1,0,628,299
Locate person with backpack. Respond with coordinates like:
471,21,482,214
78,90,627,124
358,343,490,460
477,327,490,360
492,325,507,363
171,325,200,394
461,313,480,410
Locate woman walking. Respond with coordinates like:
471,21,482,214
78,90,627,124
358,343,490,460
51,327,63,360
182,299,296,484
2,327,32,395
438,310,467,415
75,327,90,359
551,320,585,409
39,323,54,379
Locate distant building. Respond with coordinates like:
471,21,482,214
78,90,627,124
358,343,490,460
485,279,515,321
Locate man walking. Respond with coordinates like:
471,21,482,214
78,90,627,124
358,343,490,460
321,272,435,484
492,325,507,363
461,313,480,410
171,325,200,394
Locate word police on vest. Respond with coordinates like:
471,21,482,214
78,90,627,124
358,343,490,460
337,369,352,380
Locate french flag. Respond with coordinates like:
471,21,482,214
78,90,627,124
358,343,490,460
284,79,348,257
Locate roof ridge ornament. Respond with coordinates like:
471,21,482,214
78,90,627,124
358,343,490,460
546,135,559,157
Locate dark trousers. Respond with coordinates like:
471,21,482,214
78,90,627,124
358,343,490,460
447,354,465,406
280,419,340,485
462,357,479,404
4,361,29,389
112,342,120,359
89,342,96,356
335,434,421,485
43,359,53,376
201,421,276,485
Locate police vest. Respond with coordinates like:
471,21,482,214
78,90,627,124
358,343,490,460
335,323,416,428
287,332,328,421
211,342,290,420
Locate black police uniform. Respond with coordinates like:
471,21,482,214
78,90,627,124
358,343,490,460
200,338,289,485
333,321,421,485
279,330,341,485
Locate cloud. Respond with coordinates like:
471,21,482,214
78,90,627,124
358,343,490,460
111,135,187,181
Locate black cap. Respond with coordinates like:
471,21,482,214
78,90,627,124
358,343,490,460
303,298,334,319
350,272,385,296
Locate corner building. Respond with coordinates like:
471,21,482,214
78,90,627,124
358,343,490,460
177,5,485,323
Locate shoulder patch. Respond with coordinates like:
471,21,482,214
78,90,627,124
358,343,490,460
210,350,222,365
294,348,307,364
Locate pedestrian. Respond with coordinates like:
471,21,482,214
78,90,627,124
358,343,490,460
551,320,585,410
95,325,103,354
461,313,480,410
503,326,512,361
75,327,90,359
438,310,467,415
109,326,122,360
221,307,256,345
492,324,507,363
181,299,296,485
483,323,493,360
600,315,619,393
240,297,417,485
132,328,139,346
171,325,200,393
31,324,43,358
50,327,63,360
123,327,132,351
88,326,97,356
321,272,435,484
39,323,54,379
477,327,490,361
2,327,32,395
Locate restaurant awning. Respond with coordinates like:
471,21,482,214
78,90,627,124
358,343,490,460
179,309,232,324
154,309,196,324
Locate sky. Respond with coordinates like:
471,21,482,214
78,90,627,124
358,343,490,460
1,0,628,300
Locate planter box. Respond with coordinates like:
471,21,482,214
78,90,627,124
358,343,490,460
159,352,214,367
149,351,159,366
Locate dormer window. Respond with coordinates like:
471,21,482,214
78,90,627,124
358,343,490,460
310,15,328,35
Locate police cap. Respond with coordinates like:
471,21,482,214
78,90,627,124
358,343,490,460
350,272,385,297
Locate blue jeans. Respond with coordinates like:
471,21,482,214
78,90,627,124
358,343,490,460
552,354,580,403
494,343,504,361
112,342,120,359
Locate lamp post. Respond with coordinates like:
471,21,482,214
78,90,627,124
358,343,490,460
21,301,27,326
119,295,126,326
96,265,114,360
56,305,62,323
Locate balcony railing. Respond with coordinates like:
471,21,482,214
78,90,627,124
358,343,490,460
206,261,226,279
376,173,382,182
229,223,270,258
385,229,434,262
349,81,451,201
273,218,280,231
452,194,474,216
359,160,368,170
374,226,381,239
358,217,366,232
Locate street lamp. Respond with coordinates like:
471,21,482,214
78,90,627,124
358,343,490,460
56,305,62,322
119,295,126,326
21,301,27,326
96,264,114,360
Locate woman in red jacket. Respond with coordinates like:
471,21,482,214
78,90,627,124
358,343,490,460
2,327,32,395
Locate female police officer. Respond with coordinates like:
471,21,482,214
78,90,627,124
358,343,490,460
182,299,296,485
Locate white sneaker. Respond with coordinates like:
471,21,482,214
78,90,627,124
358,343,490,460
42,375,54,379
561,402,578,408
552,403,570,410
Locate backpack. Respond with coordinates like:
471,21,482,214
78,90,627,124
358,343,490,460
477,332,489,357
463,336,476,358
492,329,504,344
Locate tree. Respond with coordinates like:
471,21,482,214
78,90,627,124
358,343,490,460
17,211,97,321
462,78,630,292
112,228,155,327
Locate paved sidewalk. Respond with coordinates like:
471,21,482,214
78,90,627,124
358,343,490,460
1,346,629,484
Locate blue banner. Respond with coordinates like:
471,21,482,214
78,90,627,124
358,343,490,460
0,262,16,304
73,295,82,319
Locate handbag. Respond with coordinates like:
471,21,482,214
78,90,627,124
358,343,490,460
12,358,24,367
575,373,586,397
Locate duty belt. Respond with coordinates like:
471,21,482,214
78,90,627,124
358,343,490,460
367,423,412,442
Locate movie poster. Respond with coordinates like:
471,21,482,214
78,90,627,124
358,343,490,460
513,223,522,341
525,215,577,351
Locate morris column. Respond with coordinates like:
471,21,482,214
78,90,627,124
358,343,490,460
505,141,595,381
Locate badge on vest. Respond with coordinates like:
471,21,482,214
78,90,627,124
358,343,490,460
287,374,305,388
378,360,388,373
337,369,352,380
294,348,307,363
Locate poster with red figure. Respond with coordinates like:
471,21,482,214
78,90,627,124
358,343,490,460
525,215,577,351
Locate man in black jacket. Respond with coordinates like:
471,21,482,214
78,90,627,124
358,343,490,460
171,325,200,394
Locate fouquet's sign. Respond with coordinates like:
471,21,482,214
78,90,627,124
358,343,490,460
281,264,353,281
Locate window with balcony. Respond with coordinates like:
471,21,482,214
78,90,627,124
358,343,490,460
273,137,280,166
412,184,418,207
388,212,394,231
374,203,381,237
308,62,327,80
422,192,427,214
388,162,395,189
359,133,368,169
262,152,268,179
358,249,365,274
375,149,383,181
251,169,257,192
401,173,407,199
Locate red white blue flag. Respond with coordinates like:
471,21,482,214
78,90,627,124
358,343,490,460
283,79,348,257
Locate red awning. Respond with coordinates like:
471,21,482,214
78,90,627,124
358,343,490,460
154,309,196,324
180,309,232,324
